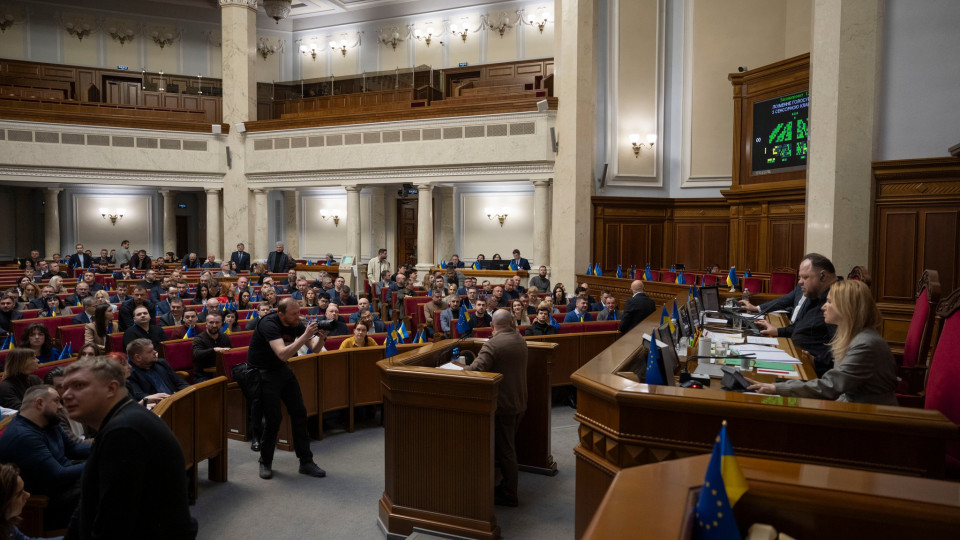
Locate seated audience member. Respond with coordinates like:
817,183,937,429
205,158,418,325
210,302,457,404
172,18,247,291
117,286,155,332
113,263,135,281
492,253,502,261
259,285,279,309
476,253,486,262
578,283,598,305
219,309,240,334
158,297,186,327
338,285,357,306
81,271,104,293
529,266,550,293
463,286,480,310
48,277,67,296
510,249,531,270
279,269,299,293
338,321,377,349
237,290,253,310
192,311,231,382
422,289,445,338
619,280,656,334
177,308,200,339
289,277,308,301
205,279,223,300
109,285,129,305
566,287,589,312
490,285,509,309
439,296,462,338
591,290,610,312
42,262,67,280
469,298,493,331
502,279,520,303
125,338,189,407
748,280,897,405
0,384,90,529
323,253,338,266
597,295,622,321
64,282,92,309
510,275,526,295
0,349,42,409
0,295,22,336
40,294,70,318
321,304,350,336
28,285,55,311
21,324,57,364
154,285,179,316
129,249,152,270
1,462,63,540
348,298,372,323
84,303,115,354
245,303,273,330
198,298,221,322
519,292,538,316
306,293,329,316
93,289,114,311
249,261,269,284
359,309,387,334
328,276,350,304
374,270,392,299
20,283,41,306
526,304,558,336
193,283,212,305
122,305,165,351
182,252,202,269
20,250,42,270
95,260,113,275
564,297,594,323
445,283,459,299
76,343,98,359
43,366,88,443
511,300,530,327
214,262,235,277
72,297,97,325
754,253,839,377
444,266,465,290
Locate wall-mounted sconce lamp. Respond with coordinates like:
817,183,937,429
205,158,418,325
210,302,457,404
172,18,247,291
629,133,657,157
0,14,15,33
65,22,94,42
330,39,348,56
450,24,469,42
151,30,179,49
299,42,318,60
414,27,434,47
257,38,280,60
320,209,342,227
485,207,509,227
108,27,136,45
99,208,125,226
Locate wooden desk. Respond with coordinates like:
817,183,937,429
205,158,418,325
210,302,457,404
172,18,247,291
429,268,529,280
578,273,781,311
584,455,960,539
377,338,557,540
571,296,958,538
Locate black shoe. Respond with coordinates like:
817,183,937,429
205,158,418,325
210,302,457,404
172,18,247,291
494,494,519,507
298,461,326,478
250,438,261,452
259,462,273,480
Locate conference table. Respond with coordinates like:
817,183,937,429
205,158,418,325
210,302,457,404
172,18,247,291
570,291,958,538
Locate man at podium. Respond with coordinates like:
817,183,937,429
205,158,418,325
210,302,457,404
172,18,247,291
463,310,528,507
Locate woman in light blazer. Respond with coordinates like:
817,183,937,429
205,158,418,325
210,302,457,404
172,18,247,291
83,303,114,353
748,280,898,405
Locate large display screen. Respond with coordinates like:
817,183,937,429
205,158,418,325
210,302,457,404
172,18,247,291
751,90,808,174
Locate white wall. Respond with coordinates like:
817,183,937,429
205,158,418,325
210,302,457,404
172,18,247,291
59,187,161,257
457,185,534,264
877,0,960,160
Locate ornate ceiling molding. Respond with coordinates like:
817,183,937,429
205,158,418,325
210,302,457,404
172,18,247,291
1,165,223,185
247,163,555,185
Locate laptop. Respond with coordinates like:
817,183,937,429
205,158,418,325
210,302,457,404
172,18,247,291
686,300,701,330
481,260,511,271
655,326,679,385
700,286,720,313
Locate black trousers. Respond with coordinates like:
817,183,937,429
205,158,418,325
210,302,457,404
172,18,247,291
258,364,313,466
494,412,523,502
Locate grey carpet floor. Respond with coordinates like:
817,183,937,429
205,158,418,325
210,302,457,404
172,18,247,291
192,404,580,540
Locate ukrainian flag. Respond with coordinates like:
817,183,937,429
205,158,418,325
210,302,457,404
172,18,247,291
384,324,398,358
594,264,603,277
472,260,481,270
0,335,12,350
688,286,696,303
439,260,447,269
643,265,653,281
456,308,473,335
184,326,196,339
397,321,410,341
509,259,519,271
726,267,738,289
660,305,673,332
414,329,427,344
695,422,748,540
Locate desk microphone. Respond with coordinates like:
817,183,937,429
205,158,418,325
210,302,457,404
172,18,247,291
437,328,475,367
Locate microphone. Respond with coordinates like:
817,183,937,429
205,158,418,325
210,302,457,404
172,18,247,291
436,327,475,367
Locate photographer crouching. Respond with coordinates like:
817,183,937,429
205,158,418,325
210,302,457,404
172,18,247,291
247,297,334,480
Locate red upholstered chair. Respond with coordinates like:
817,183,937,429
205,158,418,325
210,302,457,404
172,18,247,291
518,325,529,336
106,332,124,353
559,323,584,334
700,274,718,286
742,277,763,295
216,347,249,380
660,271,677,283
898,270,941,406
21,309,40,319
339,306,359,316
923,287,960,474
325,336,347,350
770,271,796,295
369,333,387,345
552,313,565,324
582,321,619,332
226,330,253,348
12,316,74,346
57,324,87,351
160,338,196,373
33,358,76,382
474,327,493,338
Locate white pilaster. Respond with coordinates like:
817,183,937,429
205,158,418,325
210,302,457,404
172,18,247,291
415,183,434,273
532,179,552,269
283,190,300,259
252,188,269,263
345,185,362,290
44,187,62,258
160,190,177,258
205,188,222,260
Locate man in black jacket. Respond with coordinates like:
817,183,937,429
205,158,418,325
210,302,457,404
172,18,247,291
266,242,295,273
124,338,189,405
61,357,197,539
525,304,558,336
619,280,657,335
230,243,251,272
192,311,231,382
122,305,165,351
118,286,155,332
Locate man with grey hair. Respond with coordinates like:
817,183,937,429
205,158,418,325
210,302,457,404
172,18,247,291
463,309,528,507
72,296,97,324
619,280,656,335
267,241,295,273
62,357,198,539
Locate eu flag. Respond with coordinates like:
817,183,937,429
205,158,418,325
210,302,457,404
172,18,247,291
643,265,653,281
744,269,752,278
726,267,738,289
594,264,603,277
586,264,593,276
616,265,623,279
384,324,399,358
439,260,447,270
645,339,665,385
695,422,748,540
660,305,670,328
456,308,472,335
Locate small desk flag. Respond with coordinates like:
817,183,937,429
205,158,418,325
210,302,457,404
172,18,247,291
695,422,747,540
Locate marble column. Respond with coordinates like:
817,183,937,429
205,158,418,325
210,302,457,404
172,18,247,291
806,0,882,273
345,185,362,289
252,189,269,263
435,186,455,262
205,188,222,260
370,186,387,265
43,187,62,258
160,190,177,258
551,0,598,286
283,190,300,259
219,0,257,259
415,183,434,273
532,179,552,271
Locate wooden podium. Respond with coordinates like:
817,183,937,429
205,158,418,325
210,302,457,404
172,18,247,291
377,338,557,540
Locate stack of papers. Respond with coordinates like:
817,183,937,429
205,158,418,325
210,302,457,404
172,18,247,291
746,336,780,345
438,362,464,371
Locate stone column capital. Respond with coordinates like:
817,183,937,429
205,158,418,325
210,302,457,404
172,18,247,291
532,179,552,188
251,188,266,195
45,187,62,195
344,185,362,193
219,0,258,10
415,183,433,191
205,187,221,194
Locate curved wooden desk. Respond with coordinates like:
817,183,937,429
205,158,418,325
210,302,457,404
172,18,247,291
377,338,557,540
571,303,958,538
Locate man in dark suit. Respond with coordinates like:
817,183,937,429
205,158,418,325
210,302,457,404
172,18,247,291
158,298,185,327
60,357,197,539
230,242,251,272
72,297,97,324
266,241,295,273
122,305,165,351
68,243,89,270
65,282,92,308
463,309,527,507
510,249,531,271
740,284,805,323
619,280,656,335
124,337,189,402
20,250,42,270
117,286,155,332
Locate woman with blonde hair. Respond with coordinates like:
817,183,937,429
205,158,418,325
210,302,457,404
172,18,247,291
19,283,40,306
48,275,66,294
510,299,530,326
748,280,898,405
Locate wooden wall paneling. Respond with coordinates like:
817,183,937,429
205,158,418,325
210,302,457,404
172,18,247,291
673,223,702,270
877,210,919,302
603,223,621,272
162,94,180,108
142,91,161,108
200,97,220,123
662,208,676,268
181,95,200,111
76,69,96,101
702,224,729,269
920,210,959,294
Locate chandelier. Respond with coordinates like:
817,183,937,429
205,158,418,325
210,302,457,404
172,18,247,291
262,0,292,24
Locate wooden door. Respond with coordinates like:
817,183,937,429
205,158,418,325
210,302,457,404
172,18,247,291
396,198,418,269
176,216,189,257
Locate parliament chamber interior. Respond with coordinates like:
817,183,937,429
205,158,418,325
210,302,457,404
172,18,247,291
0,0,959,539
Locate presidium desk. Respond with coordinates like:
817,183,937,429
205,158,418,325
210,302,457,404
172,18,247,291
377,338,558,540
570,289,959,539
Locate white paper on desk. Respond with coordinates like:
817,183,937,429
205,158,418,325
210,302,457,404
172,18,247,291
769,310,789,314
437,362,464,371
746,336,780,345
705,317,727,324
702,330,743,343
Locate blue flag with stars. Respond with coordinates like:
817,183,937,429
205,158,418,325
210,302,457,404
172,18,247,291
695,423,747,540
456,308,472,335
616,265,623,279
594,264,603,277
586,263,593,276
645,339,665,385
384,323,399,358
643,265,653,281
